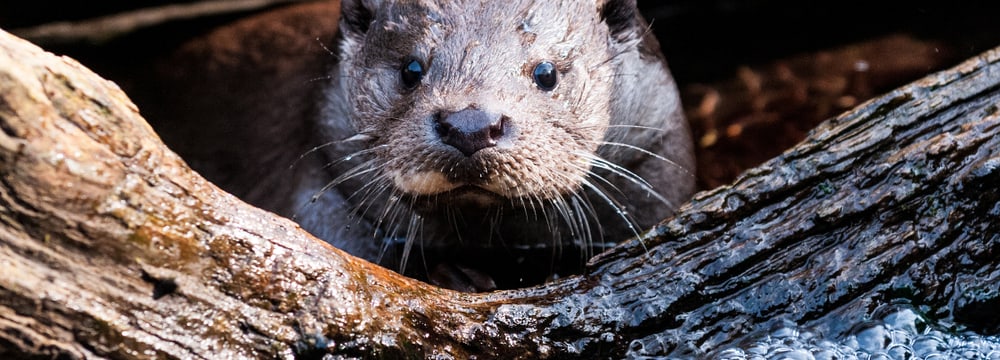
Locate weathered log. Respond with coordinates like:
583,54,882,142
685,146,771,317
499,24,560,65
1,22,999,360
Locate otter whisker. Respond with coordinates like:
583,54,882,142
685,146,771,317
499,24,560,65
577,178,644,250
590,43,632,73
393,170,445,272
325,159,382,192
592,140,695,179
568,192,600,258
374,211,399,263
546,199,566,266
318,146,385,173
337,176,391,233
583,154,657,195
374,189,405,235
573,74,592,112
343,172,390,222
374,188,411,265
441,205,457,241
543,170,589,248
487,206,503,247
567,153,631,197
291,139,382,171
341,133,376,143
531,196,547,223
293,157,383,219
605,124,666,132
374,195,411,266
518,194,538,221
549,197,575,252
398,207,424,273
315,36,338,58
304,74,336,84
350,176,394,219
588,155,677,211
542,195,561,239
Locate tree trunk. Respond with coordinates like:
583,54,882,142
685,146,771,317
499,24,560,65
1,26,998,359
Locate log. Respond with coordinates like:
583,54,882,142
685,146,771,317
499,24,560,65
1,23,999,359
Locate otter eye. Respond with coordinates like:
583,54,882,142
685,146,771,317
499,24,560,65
401,58,424,89
532,61,558,91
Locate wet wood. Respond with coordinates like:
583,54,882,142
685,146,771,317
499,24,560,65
1,25,999,359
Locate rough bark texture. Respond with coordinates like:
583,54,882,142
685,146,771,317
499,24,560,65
1,24,999,360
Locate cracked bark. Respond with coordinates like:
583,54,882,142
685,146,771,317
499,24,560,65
1,25,999,359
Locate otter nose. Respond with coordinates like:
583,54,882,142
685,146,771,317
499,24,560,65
434,109,506,156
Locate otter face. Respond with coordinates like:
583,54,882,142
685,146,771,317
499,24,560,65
329,0,643,207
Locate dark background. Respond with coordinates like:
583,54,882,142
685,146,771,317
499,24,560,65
2,0,999,188
3,0,999,81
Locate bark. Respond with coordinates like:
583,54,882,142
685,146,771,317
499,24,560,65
1,26,999,360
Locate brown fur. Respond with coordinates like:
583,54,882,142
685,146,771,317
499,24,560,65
146,0,694,289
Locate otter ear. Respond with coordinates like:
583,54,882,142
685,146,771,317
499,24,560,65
340,0,381,35
599,0,642,41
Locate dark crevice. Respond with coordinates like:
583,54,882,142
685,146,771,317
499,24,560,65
140,270,179,299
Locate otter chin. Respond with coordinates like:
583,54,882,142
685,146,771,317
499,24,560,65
435,186,505,208
395,168,511,208
277,0,697,290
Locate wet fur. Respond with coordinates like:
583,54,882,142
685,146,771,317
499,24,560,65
152,0,695,288
283,0,696,284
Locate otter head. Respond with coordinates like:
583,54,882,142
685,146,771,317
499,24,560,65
324,0,653,210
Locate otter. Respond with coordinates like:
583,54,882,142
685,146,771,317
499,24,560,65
147,0,694,291
276,0,696,290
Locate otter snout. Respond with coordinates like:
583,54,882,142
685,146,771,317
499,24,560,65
434,109,509,156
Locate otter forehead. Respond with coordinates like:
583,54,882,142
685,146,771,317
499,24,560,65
345,0,617,122
369,1,603,38
359,0,609,70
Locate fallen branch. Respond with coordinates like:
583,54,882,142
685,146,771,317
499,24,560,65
1,27,998,358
